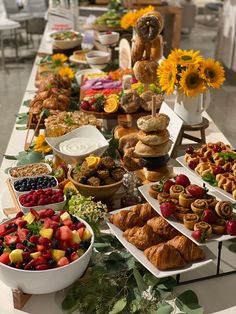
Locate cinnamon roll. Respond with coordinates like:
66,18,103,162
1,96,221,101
157,192,171,204
215,201,233,219
179,192,195,207
212,219,226,235
204,195,217,209
174,205,190,222
191,199,208,215
149,184,161,199
183,213,199,230
169,184,184,199
194,221,212,236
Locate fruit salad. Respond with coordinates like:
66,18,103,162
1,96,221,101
0,209,93,270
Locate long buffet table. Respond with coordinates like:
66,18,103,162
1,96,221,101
0,28,236,314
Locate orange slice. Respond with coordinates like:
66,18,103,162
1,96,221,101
107,94,119,100
85,156,101,168
104,97,119,113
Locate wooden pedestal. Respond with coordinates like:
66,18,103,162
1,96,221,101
171,117,209,158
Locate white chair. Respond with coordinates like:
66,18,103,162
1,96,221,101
24,0,48,18
3,0,19,15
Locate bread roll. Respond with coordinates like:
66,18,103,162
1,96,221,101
140,91,164,111
134,140,172,157
119,133,139,154
120,90,146,113
138,129,169,146
114,126,137,140
133,60,158,84
131,36,145,63
137,113,170,132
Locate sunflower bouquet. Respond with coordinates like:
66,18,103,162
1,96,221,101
121,5,154,29
157,49,225,97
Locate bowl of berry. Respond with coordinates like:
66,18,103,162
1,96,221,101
0,208,94,294
12,175,58,196
18,188,66,213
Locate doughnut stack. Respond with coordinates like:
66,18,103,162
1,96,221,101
132,11,164,85
134,113,171,158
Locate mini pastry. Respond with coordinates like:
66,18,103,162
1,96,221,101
169,184,184,199
195,163,211,175
215,201,233,219
233,189,236,200
204,195,217,209
157,192,171,204
183,213,199,230
147,216,179,239
194,221,212,236
174,205,190,222
179,192,195,207
212,219,226,234
191,199,208,215
149,183,162,199
223,180,236,193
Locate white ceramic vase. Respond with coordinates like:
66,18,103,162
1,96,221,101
174,90,211,125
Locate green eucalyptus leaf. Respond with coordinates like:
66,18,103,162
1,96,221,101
133,268,148,292
4,155,18,160
181,304,204,314
16,126,28,130
159,277,177,289
130,299,141,313
109,298,127,314
94,242,111,249
176,290,199,305
143,272,160,287
23,100,30,107
176,290,203,314
156,303,174,314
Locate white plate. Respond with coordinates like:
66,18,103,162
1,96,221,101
177,156,235,202
107,207,214,278
138,179,236,246
69,54,88,65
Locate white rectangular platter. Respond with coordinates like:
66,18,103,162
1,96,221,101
177,155,235,202
107,207,214,278
138,181,236,246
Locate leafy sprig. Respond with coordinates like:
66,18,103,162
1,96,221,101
202,172,218,187
26,221,42,235
218,152,236,161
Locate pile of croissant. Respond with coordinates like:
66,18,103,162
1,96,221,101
29,73,72,123
184,142,236,199
109,203,205,271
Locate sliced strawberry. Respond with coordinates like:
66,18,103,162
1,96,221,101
24,256,47,270
4,234,20,246
0,252,10,264
37,244,47,252
18,228,29,241
59,240,70,251
57,256,69,267
30,208,40,220
63,218,72,226
70,252,79,262
51,214,60,222
43,217,52,229
0,224,17,236
36,264,49,270
60,226,73,241
77,228,85,239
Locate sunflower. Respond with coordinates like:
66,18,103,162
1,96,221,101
58,66,75,79
200,58,225,88
179,66,206,97
168,49,203,67
34,134,52,154
51,53,68,64
157,60,177,95
121,5,154,29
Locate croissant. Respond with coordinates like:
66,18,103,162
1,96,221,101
130,203,157,222
123,224,163,250
109,210,141,231
147,216,179,240
167,235,205,262
144,243,186,270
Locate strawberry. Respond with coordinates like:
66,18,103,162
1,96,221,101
15,211,24,218
160,202,176,218
213,166,224,176
41,251,52,260
213,144,222,152
188,160,198,170
36,264,49,270
17,228,29,241
60,226,73,241
29,235,39,244
16,243,25,250
186,146,194,154
0,252,10,264
191,230,205,242
226,220,236,236
57,256,69,267
38,237,51,247
37,244,46,252
70,252,79,262
51,214,60,222
186,184,205,198
45,208,55,217
202,209,217,224
4,234,19,245
63,218,72,226
163,179,175,193
175,174,190,188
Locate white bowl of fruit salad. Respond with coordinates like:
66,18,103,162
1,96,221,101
0,208,94,294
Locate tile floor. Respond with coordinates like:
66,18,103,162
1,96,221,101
0,18,235,167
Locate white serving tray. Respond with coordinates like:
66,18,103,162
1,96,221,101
138,180,236,246
107,207,214,278
177,156,235,202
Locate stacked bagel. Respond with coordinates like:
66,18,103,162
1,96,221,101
134,113,171,158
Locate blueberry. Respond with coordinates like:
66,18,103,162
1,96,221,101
9,243,16,250
0,246,4,254
51,239,59,249
66,247,74,255
8,262,16,268
71,215,79,224
27,242,36,249
48,259,57,268
80,241,90,249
